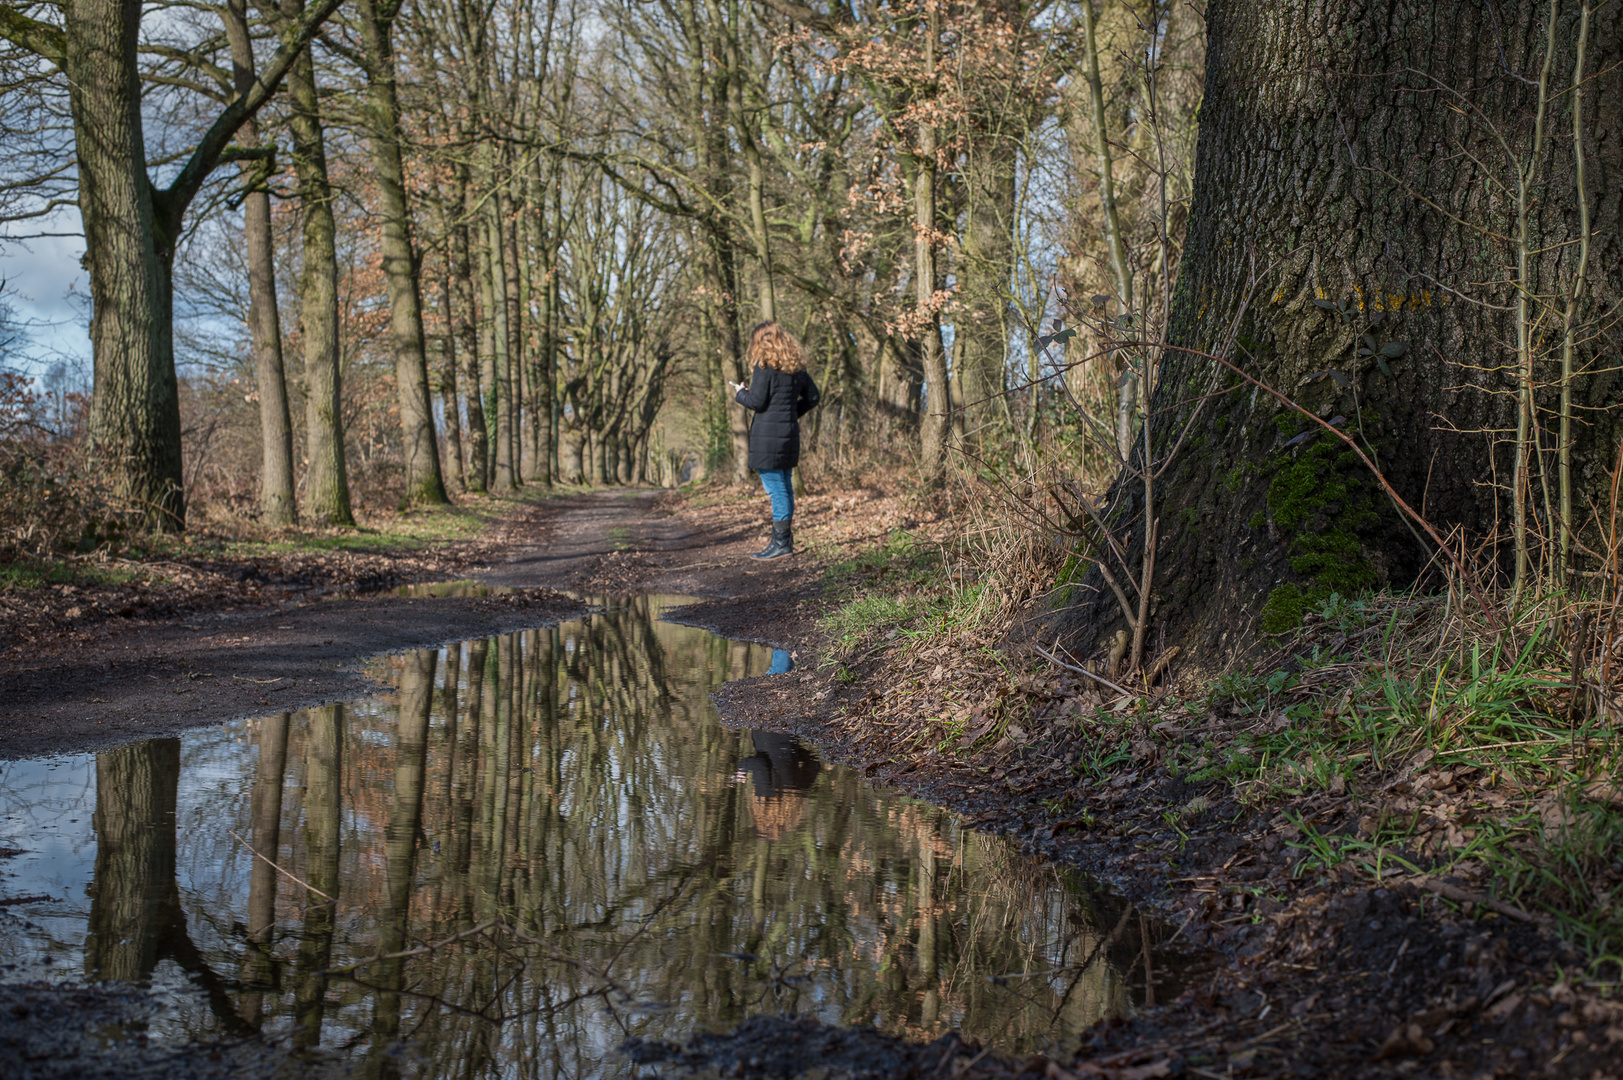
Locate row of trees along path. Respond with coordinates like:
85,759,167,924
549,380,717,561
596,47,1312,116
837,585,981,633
0,0,1618,655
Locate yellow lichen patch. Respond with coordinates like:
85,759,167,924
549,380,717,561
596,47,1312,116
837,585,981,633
1352,285,1446,311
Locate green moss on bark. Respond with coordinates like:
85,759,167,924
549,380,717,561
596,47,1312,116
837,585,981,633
1258,430,1383,631
1261,582,1315,634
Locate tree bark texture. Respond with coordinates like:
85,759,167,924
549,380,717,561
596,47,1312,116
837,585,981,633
66,0,184,527
437,271,467,493
356,0,449,508
1061,0,1623,660
501,189,525,485
283,2,354,526
477,224,501,489
956,137,1017,445
223,0,296,528
455,189,490,493
486,198,517,491
914,141,950,480
527,184,556,488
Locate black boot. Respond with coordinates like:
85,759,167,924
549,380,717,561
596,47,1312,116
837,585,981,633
752,519,793,560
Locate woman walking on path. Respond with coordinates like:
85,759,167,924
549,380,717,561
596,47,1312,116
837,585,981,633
730,321,820,560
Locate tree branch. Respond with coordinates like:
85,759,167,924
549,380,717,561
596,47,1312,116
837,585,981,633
158,0,346,230
0,7,66,68
750,0,843,34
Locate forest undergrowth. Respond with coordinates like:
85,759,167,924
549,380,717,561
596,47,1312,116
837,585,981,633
813,479,1623,974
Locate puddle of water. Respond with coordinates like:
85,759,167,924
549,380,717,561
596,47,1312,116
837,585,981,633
0,595,1193,1075
388,579,513,599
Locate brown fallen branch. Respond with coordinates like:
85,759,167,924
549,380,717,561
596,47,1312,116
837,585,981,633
1035,640,1135,698
1401,875,1540,923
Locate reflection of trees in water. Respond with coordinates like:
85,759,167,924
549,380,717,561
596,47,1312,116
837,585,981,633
86,738,249,1035
82,598,1183,1074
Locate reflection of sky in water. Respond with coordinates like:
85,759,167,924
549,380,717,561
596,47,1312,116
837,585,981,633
0,596,1191,1075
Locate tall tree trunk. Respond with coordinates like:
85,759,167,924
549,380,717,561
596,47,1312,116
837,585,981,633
528,176,555,488
914,141,949,480
454,195,489,493
355,0,448,508
284,0,353,526
487,194,517,491
1062,0,1623,659
65,0,183,527
501,188,525,484
702,230,751,482
437,273,466,493
476,222,502,490
223,0,296,526
1069,0,1138,459
957,137,1017,446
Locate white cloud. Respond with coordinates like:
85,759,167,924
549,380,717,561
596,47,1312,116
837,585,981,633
1,208,90,372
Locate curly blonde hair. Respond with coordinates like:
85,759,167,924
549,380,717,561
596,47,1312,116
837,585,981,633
746,321,806,373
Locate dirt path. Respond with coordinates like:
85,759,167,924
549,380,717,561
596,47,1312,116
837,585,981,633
0,490,822,760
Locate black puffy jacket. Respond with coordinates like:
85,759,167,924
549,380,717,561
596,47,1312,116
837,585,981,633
735,365,820,471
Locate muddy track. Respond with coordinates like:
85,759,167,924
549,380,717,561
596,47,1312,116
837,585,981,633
0,490,820,760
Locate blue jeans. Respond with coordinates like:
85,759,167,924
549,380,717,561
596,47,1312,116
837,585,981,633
758,468,794,521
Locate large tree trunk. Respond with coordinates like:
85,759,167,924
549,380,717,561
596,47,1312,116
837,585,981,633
224,0,296,527
355,0,448,508
476,222,502,489
527,172,556,488
283,0,354,526
501,189,525,485
1062,0,1623,661
65,0,184,527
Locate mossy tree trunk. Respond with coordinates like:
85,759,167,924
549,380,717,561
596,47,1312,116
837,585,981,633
224,0,296,527
282,0,353,526
355,0,449,509
956,135,1018,446
0,0,342,530
1062,0,1623,660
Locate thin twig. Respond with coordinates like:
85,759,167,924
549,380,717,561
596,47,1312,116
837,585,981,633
1035,640,1134,698
324,918,501,975
228,829,336,902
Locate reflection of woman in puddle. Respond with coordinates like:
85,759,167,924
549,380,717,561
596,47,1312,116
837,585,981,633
737,730,820,841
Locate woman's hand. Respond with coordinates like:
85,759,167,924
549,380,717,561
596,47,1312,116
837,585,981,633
727,380,745,395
